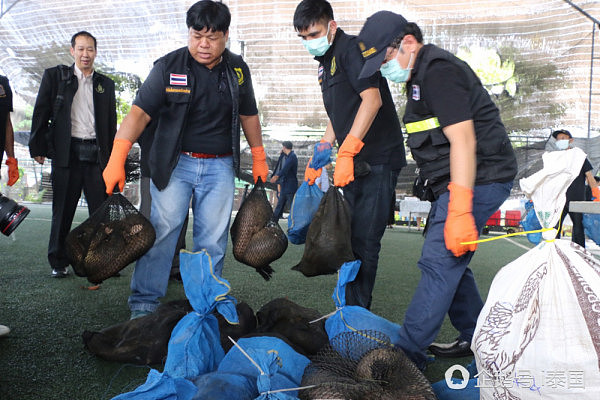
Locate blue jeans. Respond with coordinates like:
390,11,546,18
397,181,513,369
343,163,393,309
129,154,234,312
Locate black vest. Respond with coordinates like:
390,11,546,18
148,47,243,190
403,44,517,197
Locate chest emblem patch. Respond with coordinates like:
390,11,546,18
170,73,188,86
95,83,104,94
412,84,420,101
234,68,244,85
330,56,337,76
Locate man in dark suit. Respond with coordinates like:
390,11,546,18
270,141,298,222
29,31,117,278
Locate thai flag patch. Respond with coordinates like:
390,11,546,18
412,84,420,101
170,73,187,86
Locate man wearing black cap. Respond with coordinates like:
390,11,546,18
551,129,600,247
293,0,406,310
358,12,517,369
270,141,298,222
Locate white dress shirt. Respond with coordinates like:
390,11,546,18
70,65,96,139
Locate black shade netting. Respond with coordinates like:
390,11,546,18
65,193,155,284
230,178,288,280
299,330,437,400
292,186,354,277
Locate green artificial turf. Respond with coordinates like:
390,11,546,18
0,203,533,399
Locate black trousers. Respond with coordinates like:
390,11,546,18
343,163,394,309
556,201,585,247
48,156,107,269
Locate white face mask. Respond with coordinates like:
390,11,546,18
556,139,570,150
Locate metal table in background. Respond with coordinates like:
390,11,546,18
570,201,600,214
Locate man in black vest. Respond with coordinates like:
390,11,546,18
358,12,517,369
103,1,268,319
293,0,406,310
29,31,117,278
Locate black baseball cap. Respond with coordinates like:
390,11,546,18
552,129,572,139
357,11,408,79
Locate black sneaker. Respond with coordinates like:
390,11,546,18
428,338,473,358
51,267,69,278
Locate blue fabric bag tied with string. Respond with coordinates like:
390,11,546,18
112,250,239,400
287,182,323,245
287,142,331,245
324,260,401,344
520,200,542,245
193,336,310,400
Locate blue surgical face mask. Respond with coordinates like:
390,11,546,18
380,45,414,83
302,22,332,56
556,139,570,150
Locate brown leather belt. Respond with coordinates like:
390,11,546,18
182,151,232,159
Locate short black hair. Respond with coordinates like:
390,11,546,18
186,0,231,33
282,141,293,150
293,0,334,32
71,31,97,49
390,22,423,49
552,129,572,139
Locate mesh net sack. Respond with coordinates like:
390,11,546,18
230,178,288,280
65,193,155,284
299,330,437,400
292,186,354,277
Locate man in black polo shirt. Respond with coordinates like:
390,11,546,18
103,1,268,319
293,0,406,309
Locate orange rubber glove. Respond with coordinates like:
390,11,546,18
304,156,322,185
333,135,364,187
251,146,268,184
444,182,478,257
593,187,600,202
102,138,132,194
5,157,19,186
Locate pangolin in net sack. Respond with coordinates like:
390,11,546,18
230,178,288,280
65,193,156,284
299,330,437,400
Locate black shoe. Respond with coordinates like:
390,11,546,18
428,339,473,358
51,267,69,278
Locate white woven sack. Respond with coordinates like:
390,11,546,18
474,148,600,399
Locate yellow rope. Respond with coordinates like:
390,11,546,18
460,219,562,245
